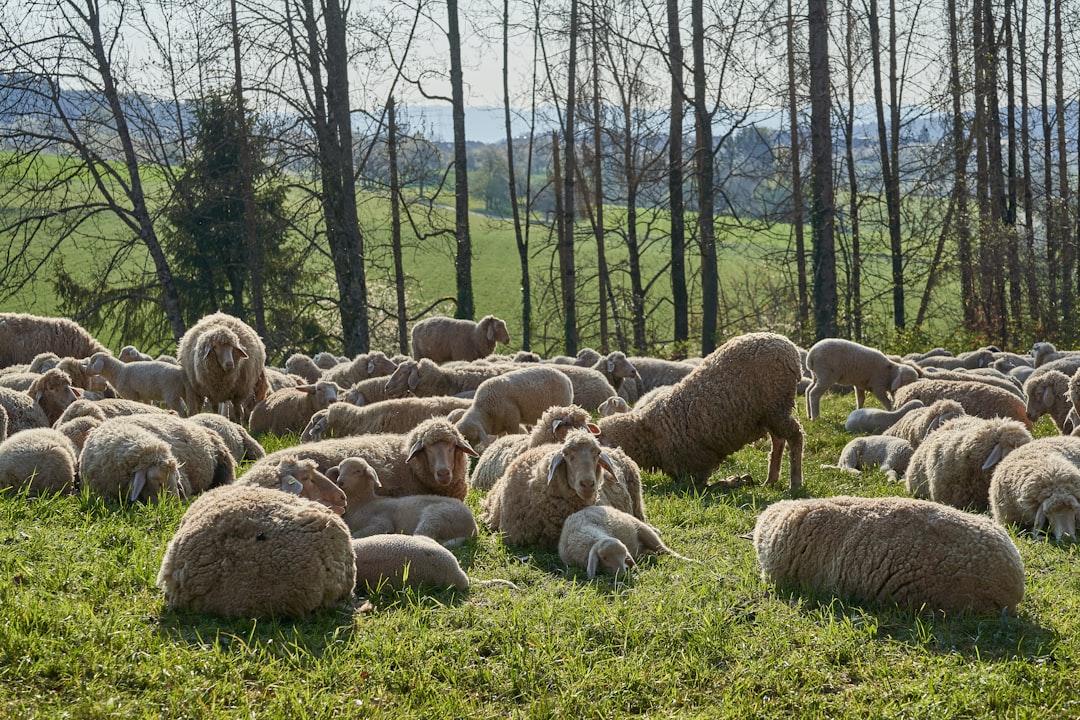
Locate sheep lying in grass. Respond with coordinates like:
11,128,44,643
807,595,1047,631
558,505,694,578
753,495,1025,614
1023,370,1073,432
916,347,995,370
28,368,80,426
381,358,510,399
598,396,630,416
990,436,1080,541
882,399,966,448
892,378,1031,430
411,314,511,363
322,351,398,388
1032,341,1080,367
0,387,50,435
301,396,473,442
187,413,265,463
248,380,345,436
0,313,107,367
238,454,347,515
55,397,171,425
157,484,356,618
843,399,925,434
919,366,1025,399
804,338,920,419
598,332,804,489
284,353,323,383
453,366,573,449
0,428,78,496
177,311,266,421
54,415,101,454
352,534,472,592
332,456,478,547
86,351,196,416
80,421,183,503
820,435,914,481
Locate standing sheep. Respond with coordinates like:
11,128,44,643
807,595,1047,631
86,351,196,416
453,366,574,449
411,315,511,363
301,396,473,442
157,484,356,618
892,378,1032,430
989,435,1080,541
248,380,345,436
177,311,267,421
0,428,78,496
0,313,107,367
843,399,925,434
804,338,921,419
598,332,804,489
753,495,1025,614
558,505,694,578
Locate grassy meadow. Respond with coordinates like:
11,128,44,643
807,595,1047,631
1,394,1077,719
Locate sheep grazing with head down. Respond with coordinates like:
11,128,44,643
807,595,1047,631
453,366,574,450
598,332,804,489
157,484,355,618
804,338,921,420
187,413,265,464
892,378,1031,430
753,495,1025,614
0,428,78,496
381,358,509,400
301,396,473,442
411,314,511,363
843,399,925,434
0,313,107,368
80,421,183,503
558,505,695,579
352,534,472,592
882,399,966,448
177,311,267,421
247,380,345,436
989,435,1080,542
820,435,914,482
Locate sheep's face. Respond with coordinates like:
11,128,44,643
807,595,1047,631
280,459,347,515
605,353,638,381
547,436,613,502
366,352,398,378
205,340,247,373
329,458,381,500
407,435,478,487
383,360,418,397
1036,493,1080,542
597,396,630,417
587,537,635,578
301,412,328,442
130,457,180,503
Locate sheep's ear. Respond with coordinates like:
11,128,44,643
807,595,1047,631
296,385,316,394
72,387,83,398
90,356,104,374
366,359,377,374
586,546,600,578
407,367,420,392
586,422,600,435
406,439,425,463
1043,387,1055,410
551,418,563,434
281,475,304,495
130,469,147,503
326,466,340,482
34,390,44,404
486,321,495,341
546,452,565,485
624,553,637,569
597,451,615,476
235,346,249,359
890,368,905,392
982,444,1005,470
606,359,616,373
1035,502,1049,537
202,345,214,360
456,439,479,457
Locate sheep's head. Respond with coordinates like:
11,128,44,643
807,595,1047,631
301,409,330,442
278,456,347,515
405,419,478,488
453,415,490,454
328,456,381,501
597,396,630,417
384,359,420,396
481,315,511,345
1035,491,1080,542
119,345,149,363
602,352,638,382
297,381,341,410
926,401,965,435
201,329,248,373
546,431,613,502
981,422,1033,471
366,352,398,378
889,362,920,393
29,368,79,423
537,405,600,444
587,537,635,578
129,452,181,504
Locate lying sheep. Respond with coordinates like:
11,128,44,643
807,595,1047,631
904,415,1032,511
0,428,78,496
843,399,925,434
332,457,478,547
284,353,323,383
352,534,471,592
558,505,694,578
820,435,914,481
313,352,341,370
0,386,50,435
157,484,356,618
597,396,631,416
237,454,347,515
322,351,398,388
989,435,1080,541
548,365,620,412
1032,341,1080,367
892,378,1032,430
482,430,613,549
0,405,8,442
301,396,473,442
599,332,804,489
53,415,101,454
382,358,510,399
453,366,573,449
86,351,196,416
248,380,345,436
1023,370,1073,432
28,368,80,426
882,399,966,448
917,366,1025,399
753,495,1025,614
187,413,265,463
177,311,267,421
55,397,170,425
0,313,107,367
916,347,994,370
80,421,183,502
804,338,921,419
411,314,511,363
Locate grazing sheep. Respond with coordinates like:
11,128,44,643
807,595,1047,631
820,435,915,481
1023,370,1073,432
598,396,631,416
599,332,804,489
55,397,170,425
804,338,921,419
903,347,952,363
301,396,473,442
80,421,183,502
284,353,323,383
322,351,398,388
411,314,511,363
481,430,613,549
558,505,694,578
157,484,355,618
187,413,265,463
624,356,695,396
453,366,574,449
844,399,925,434
352,534,470,592
633,385,673,411
27,368,80,426
753,495,1025,614
248,380,345,436
0,386,50,435
989,435,1080,541
904,415,1032,511
892,378,1032,430
332,456,478,547
177,311,267,421
53,415,101,454
882,399,966,448
119,345,153,363
0,313,107,368
382,358,510,399
0,428,78,496
86,351,196,416
918,366,1025,399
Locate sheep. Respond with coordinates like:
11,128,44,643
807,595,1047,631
570,347,603,367
382,358,510,399
0,313,107,368
0,428,78,496
903,347,953,363
53,415,101,454
481,430,614,549
119,345,153,363
156,484,356,618
247,380,345,436
598,332,804,489
1023,369,1073,432
752,495,1025,614
916,347,995,370
301,396,473,442
820,435,915,482
27,368,79,426
239,417,478,501
411,314,511,363
586,352,639,398
86,351,196,416
843,399,925,434
322,351,398,388
892,378,1032,430
313,351,342,370
453,366,574,450
332,456,478,547
992,352,1033,373
548,365,620,412
187,413,265,463
804,338,921,419
177,311,267,421
598,396,631,416
903,415,1032,511
0,387,50,435
235,454,347,515
79,421,184,502
633,385,674,411
917,366,1025,399
55,397,171,425
882,399,966,448
352,534,471,592
558,505,694,578
625,356,696,393
1032,341,1080,367
989,435,1080,541
284,353,323,383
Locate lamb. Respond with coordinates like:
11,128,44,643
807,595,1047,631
86,351,196,416
55,397,170,425
752,495,1025,614
904,415,1032,511
598,332,804,489
892,378,1031,430
481,430,614,549
916,347,995,370
1032,341,1080,367
411,314,511,363
453,366,574,449
332,456,478,547
27,368,80,426
558,505,694,578
0,387,50,434
352,534,471,592
313,351,342,369
548,365,620,412
247,380,345,436
382,358,510,399
0,428,78,496
322,351,398,388
187,413,265,463
881,399,966,448
80,421,184,502
177,311,267,421
118,345,153,363
0,313,107,368
235,454,347,515
156,484,355,618
597,396,631,416
804,338,921,419
301,396,473,442
624,356,695,395
843,399,925,434
1023,369,1073,432
820,435,915,481
989,435,1080,541
284,353,323,383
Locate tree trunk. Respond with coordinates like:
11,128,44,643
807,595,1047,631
559,0,580,355
808,0,837,339
448,0,473,320
842,0,861,340
590,6,610,352
505,0,531,351
948,0,976,329
692,0,719,354
1053,0,1073,340
787,0,809,339
388,98,409,355
667,0,689,349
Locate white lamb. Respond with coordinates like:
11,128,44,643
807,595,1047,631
804,338,920,419
453,366,574,450
86,351,196,416
558,505,694,578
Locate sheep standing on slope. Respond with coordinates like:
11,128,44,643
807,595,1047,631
177,312,266,420
411,314,511,363
989,435,1080,541
753,495,1025,614
0,313,107,368
0,428,78,496
86,351,196,416
558,505,694,578
598,332,804,490
301,396,473,442
248,380,345,436
453,366,574,450
804,338,920,419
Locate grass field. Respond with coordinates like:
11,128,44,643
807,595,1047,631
1,394,1075,719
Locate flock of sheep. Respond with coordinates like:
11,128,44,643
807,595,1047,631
0,309,1072,619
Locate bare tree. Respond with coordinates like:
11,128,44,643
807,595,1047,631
808,0,837,338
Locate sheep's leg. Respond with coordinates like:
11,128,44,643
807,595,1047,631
854,387,866,409
870,387,893,411
805,380,823,420
766,416,804,491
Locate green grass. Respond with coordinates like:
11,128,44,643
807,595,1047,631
1,395,1077,719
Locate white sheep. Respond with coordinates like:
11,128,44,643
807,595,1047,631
80,421,184,503
0,313,107,368
989,435,1080,541
545,364,619,413
234,454,347,515
0,427,78,496
322,351,398,388
843,399,924,434
916,347,995,370
27,368,80,426
918,366,1025,399
453,366,574,449
301,396,473,442
1023,369,1073,432
804,338,921,419
352,534,472,592
753,495,1025,614
118,345,153,363
332,456,478,547
284,353,323,383
411,314,511,363
381,358,511,399
177,311,267,421
55,397,171,426
186,413,265,464
53,415,101,454
820,435,914,481
892,378,1032,430
157,484,356,618
881,399,966,448
623,356,695,400
86,351,196,416
0,405,8,441
597,395,630,416
1032,341,1080,367
0,386,50,435
248,380,345,436
558,505,694,578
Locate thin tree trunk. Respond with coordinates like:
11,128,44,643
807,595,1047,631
1041,0,1058,334
559,0,580,355
388,97,408,355
505,0,531,350
843,0,861,340
692,0,718,354
590,5,609,352
448,0,473,320
949,0,975,329
808,0,837,338
1053,0,1073,339
1020,0,1039,327
667,0,689,350
787,0,809,338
